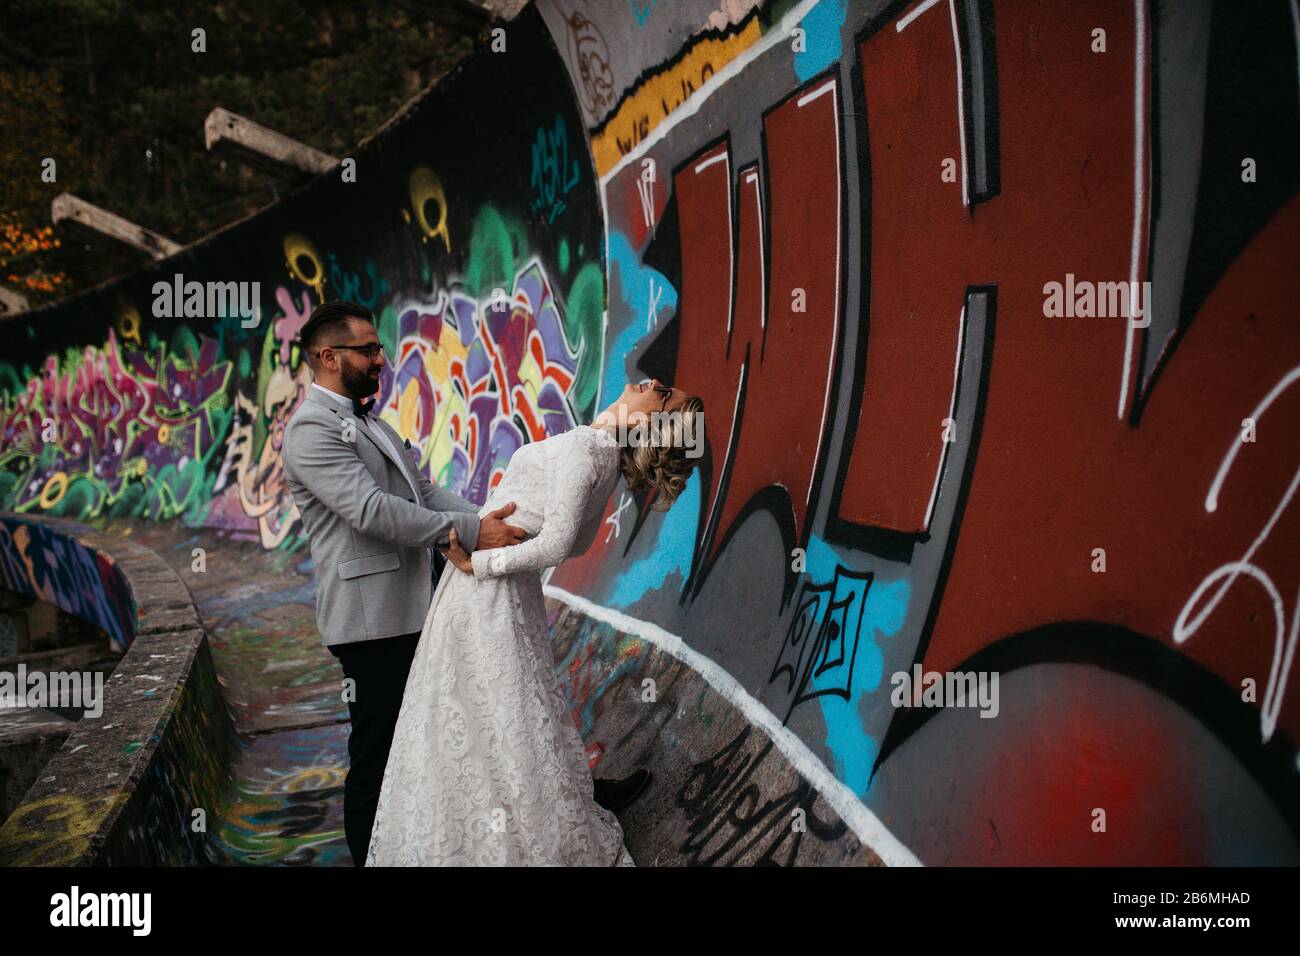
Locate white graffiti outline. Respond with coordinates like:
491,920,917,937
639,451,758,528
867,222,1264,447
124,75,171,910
1117,0,1149,419
605,492,633,542
544,582,922,866
1174,365,1300,743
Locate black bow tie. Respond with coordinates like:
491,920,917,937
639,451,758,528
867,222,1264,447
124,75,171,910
351,397,375,418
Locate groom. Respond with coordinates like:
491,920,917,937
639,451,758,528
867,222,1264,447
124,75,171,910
283,301,649,865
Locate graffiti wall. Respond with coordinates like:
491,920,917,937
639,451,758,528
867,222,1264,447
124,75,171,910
1,0,1297,864
0,516,136,651
0,8,603,557
536,0,1300,864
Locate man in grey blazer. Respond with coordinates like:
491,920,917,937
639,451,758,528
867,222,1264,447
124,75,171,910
282,300,526,865
285,300,653,865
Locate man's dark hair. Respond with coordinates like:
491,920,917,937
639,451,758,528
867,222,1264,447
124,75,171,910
299,301,374,364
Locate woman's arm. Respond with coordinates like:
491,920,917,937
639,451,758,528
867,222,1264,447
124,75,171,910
467,438,600,578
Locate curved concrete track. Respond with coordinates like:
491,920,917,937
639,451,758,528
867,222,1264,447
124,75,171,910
1,1,1297,864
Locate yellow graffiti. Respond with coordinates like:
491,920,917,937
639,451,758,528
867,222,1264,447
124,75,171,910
269,766,346,794
117,305,142,345
409,167,451,254
590,19,761,176
398,376,422,442
38,471,67,509
0,792,129,866
226,365,308,550
517,341,544,398
426,394,462,480
6,525,44,604
376,296,475,484
283,233,327,300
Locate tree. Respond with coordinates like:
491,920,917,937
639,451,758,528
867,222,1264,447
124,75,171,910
0,0,479,306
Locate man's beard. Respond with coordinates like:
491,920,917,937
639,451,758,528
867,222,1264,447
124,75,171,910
341,363,381,399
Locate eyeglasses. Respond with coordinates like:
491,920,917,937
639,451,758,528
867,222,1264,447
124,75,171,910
320,343,385,360
652,384,673,413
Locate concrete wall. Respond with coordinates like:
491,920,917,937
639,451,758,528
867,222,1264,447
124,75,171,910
0,517,136,652
1,1,1296,864
0,708,75,824
0,516,234,865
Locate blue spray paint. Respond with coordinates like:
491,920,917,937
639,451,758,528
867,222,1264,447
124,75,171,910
607,471,701,608
628,0,658,28
794,0,847,82
599,231,678,408
803,533,909,796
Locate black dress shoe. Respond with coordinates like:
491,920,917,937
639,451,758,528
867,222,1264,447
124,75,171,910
592,769,651,812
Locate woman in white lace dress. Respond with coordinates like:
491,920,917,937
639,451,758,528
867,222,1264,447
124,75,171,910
366,379,703,865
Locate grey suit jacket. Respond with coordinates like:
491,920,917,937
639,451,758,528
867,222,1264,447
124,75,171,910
282,386,482,647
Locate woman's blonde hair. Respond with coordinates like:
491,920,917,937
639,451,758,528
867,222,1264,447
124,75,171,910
617,395,705,511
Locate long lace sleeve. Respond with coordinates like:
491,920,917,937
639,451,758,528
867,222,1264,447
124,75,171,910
469,430,604,578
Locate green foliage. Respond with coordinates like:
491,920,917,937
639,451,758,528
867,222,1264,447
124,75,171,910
0,0,476,305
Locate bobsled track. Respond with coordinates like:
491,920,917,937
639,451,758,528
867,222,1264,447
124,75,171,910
1,0,1297,866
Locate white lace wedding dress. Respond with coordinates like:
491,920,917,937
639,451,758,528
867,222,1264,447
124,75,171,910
366,423,635,866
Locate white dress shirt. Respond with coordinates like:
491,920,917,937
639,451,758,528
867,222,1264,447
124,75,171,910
310,382,421,500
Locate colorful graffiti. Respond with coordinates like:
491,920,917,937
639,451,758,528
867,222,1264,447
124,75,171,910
0,517,136,650
0,330,232,522
542,0,1300,864
1,40,605,550
378,257,590,505
2,0,1296,867
0,8,611,868
208,723,350,866
540,0,799,175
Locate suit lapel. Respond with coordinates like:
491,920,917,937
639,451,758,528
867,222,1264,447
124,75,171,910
366,416,421,495
308,387,418,495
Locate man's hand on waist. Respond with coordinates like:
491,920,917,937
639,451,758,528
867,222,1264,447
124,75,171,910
476,501,527,550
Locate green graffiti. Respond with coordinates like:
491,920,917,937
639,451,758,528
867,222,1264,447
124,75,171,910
0,329,233,524
566,262,606,418
377,304,399,367
463,205,529,301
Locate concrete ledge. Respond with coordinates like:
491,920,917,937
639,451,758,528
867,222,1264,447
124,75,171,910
204,107,339,178
0,287,27,317
0,708,75,823
50,193,182,260
0,514,235,865
0,513,204,650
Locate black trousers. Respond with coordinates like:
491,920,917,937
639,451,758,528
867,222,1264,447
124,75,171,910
328,631,421,866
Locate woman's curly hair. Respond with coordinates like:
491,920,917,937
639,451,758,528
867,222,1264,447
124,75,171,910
617,395,705,511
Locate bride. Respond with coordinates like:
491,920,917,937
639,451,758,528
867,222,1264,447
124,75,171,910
366,379,704,865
